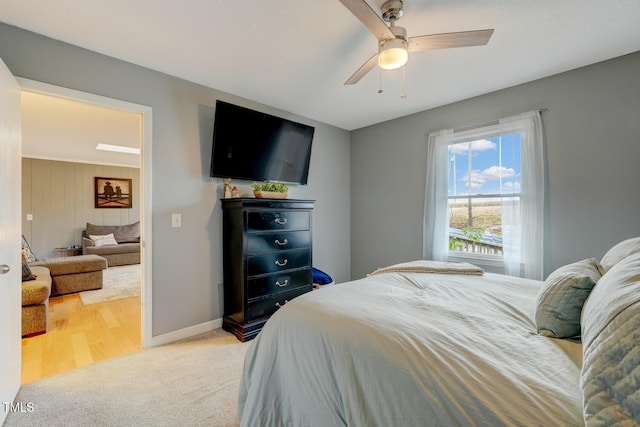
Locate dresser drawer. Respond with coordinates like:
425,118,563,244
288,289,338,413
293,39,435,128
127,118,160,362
247,230,311,254
247,249,311,276
247,269,311,299
247,211,309,232
246,286,311,321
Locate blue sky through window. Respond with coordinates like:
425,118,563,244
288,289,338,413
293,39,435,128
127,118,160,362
448,134,521,196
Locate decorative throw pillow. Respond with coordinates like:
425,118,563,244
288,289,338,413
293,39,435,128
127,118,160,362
22,261,36,281
535,258,601,338
598,236,640,275
21,235,37,263
89,233,118,247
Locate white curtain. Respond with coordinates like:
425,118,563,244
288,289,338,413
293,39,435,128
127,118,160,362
423,128,453,261
423,111,545,280
499,111,545,280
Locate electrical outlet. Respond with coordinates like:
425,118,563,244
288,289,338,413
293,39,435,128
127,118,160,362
171,213,182,228
26,214,33,221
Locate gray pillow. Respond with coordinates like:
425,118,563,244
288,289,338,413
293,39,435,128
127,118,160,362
535,258,601,338
22,260,36,281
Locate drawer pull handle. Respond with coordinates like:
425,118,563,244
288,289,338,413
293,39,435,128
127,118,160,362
275,299,289,308
274,218,288,225
275,259,288,267
275,279,289,287
274,238,288,246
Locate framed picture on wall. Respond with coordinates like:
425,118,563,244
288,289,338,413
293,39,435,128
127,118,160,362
95,177,133,208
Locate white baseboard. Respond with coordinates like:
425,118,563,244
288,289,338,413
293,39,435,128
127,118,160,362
148,318,223,347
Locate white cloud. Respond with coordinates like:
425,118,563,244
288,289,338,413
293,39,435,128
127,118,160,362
461,167,518,191
482,165,516,180
462,170,486,189
450,139,496,155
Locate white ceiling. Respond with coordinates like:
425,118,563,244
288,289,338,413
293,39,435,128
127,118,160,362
21,91,142,167
2,0,640,131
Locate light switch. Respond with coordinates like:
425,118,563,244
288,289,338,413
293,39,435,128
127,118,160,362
26,214,33,221
171,213,182,228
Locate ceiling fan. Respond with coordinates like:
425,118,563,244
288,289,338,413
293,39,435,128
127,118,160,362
339,0,494,85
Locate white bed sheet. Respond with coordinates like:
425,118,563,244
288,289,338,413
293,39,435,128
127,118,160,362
238,272,584,426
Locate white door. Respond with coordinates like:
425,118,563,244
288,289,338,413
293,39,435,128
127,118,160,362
0,57,22,424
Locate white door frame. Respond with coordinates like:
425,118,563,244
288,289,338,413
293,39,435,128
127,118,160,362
17,78,153,348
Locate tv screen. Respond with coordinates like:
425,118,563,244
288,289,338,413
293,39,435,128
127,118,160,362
210,100,314,185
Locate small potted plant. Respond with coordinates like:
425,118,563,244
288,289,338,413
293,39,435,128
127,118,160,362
252,182,288,199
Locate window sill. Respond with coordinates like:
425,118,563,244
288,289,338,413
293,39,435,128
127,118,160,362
447,252,504,269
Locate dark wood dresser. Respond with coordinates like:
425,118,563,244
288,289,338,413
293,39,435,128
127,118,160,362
221,198,314,341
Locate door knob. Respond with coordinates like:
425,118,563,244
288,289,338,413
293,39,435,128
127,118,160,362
0,265,10,275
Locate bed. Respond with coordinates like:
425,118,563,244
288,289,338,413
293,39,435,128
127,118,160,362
238,240,640,426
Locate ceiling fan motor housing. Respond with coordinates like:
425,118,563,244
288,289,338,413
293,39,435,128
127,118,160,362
389,25,407,41
381,0,404,22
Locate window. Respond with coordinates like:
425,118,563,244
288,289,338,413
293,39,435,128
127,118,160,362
447,134,520,257
424,111,545,280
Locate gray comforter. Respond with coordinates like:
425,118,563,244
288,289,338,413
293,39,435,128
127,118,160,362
238,271,584,426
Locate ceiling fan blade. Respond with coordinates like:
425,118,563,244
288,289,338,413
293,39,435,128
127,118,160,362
408,29,494,52
339,0,395,41
344,53,378,85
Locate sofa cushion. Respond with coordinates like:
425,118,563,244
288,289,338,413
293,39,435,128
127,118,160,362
83,242,140,256
22,266,52,305
30,254,107,276
86,222,140,243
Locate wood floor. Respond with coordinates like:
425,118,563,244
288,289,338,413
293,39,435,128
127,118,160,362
21,293,141,384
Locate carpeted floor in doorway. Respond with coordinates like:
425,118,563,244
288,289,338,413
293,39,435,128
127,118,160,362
5,329,250,427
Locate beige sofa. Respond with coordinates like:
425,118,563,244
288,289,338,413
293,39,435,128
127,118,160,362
22,265,52,336
82,222,141,266
22,255,108,336
30,254,107,296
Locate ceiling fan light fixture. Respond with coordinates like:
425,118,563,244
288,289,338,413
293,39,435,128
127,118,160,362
378,38,408,70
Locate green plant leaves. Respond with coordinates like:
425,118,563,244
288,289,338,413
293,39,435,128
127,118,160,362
251,182,288,193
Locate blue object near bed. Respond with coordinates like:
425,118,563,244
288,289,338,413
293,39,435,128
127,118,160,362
312,267,333,285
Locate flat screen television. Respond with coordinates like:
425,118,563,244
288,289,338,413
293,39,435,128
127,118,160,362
209,100,314,185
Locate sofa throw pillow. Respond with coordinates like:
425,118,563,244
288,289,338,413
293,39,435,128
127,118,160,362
21,235,37,263
598,236,640,275
22,260,36,281
535,258,601,338
89,233,118,247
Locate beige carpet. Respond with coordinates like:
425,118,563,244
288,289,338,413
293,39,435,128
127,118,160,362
80,264,141,305
5,329,250,426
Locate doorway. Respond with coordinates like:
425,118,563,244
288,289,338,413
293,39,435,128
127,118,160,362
17,78,153,381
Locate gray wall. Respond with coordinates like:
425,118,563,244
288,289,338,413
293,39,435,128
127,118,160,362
22,158,140,259
1,22,351,337
351,51,640,279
